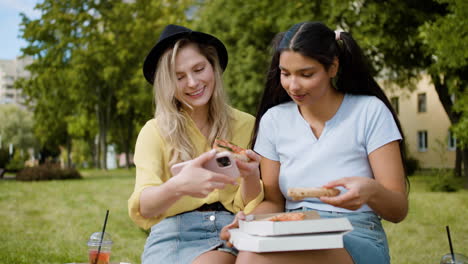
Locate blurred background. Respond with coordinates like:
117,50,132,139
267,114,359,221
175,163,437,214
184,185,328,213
0,0,467,263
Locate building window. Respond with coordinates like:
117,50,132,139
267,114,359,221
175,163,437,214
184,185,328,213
417,93,427,113
448,130,456,151
390,96,399,114
418,130,428,152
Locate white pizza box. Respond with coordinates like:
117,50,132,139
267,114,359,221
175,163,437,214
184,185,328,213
229,228,350,252
239,211,353,236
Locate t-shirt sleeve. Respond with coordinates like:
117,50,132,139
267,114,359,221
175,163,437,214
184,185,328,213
128,120,166,229
253,110,279,161
365,98,402,154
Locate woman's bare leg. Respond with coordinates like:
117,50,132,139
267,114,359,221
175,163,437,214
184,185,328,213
192,250,236,264
236,248,354,264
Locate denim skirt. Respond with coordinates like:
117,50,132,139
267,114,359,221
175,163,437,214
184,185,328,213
142,210,238,264
287,208,390,264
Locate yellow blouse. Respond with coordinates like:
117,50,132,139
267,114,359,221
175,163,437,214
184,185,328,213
128,108,264,230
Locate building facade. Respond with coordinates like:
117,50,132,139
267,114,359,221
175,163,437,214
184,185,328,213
0,56,32,106
383,75,456,168
0,57,33,159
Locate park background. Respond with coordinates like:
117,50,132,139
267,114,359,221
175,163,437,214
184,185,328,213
0,0,467,263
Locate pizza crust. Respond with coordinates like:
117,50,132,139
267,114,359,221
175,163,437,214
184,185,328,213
264,212,306,222
213,139,250,162
288,187,340,200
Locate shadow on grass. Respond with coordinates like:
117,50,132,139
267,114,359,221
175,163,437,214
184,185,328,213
84,174,135,181
0,173,16,181
80,168,135,181
0,169,136,182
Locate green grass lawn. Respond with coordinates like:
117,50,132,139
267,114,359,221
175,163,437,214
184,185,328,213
1,170,467,264
0,169,147,264
383,175,468,263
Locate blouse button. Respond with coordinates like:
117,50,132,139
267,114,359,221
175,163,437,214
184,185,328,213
209,215,216,221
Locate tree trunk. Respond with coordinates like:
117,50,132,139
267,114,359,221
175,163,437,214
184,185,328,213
463,148,468,189
125,152,130,169
88,136,97,168
455,147,462,177
95,102,102,169
124,133,131,169
96,95,110,170
125,110,134,169
431,74,463,174
100,124,107,170
66,136,72,168
95,134,101,169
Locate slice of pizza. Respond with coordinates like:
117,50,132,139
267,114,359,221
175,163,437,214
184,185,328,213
213,139,250,162
288,187,340,200
265,212,306,222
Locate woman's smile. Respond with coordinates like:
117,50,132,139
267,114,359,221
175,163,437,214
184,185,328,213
187,86,206,98
290,93,306,101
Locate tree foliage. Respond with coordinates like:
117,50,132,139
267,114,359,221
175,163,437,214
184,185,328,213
18,0,192,168
0,104,37,152
194,0,467,181
419,0,468,148
16,0,467,177
193,1,354,113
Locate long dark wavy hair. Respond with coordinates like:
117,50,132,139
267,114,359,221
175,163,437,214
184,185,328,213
252,22,409,178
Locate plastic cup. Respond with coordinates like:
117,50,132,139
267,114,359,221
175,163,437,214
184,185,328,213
440,253,468,264
87,232,112,264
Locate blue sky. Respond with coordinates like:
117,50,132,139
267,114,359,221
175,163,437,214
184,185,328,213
0,0,40,60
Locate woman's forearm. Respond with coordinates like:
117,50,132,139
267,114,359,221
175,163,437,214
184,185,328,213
139,180,182,218
240,176,262,204
368,182,408,223
366,141,408,223
250,199,285,214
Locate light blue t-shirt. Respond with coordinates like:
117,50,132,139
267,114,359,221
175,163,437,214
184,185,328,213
254,94,402,213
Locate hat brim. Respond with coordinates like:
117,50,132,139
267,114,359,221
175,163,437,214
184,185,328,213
143,31,228,85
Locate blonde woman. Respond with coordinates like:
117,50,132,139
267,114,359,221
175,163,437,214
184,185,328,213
128,25,263,264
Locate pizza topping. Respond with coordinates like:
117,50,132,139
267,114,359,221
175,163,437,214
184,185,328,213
213,138,250,162
265,212,306,222
214,143,234,152
214,139,244,153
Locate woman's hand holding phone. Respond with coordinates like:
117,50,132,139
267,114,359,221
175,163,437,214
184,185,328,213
168,150,238,198
171,151,241,178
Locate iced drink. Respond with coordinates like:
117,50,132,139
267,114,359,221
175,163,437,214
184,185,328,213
87,232,112,264
88,250,111,264
440,253,468,264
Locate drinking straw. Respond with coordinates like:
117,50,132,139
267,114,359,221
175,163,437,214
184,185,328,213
94,210,110,264
446,225,456,263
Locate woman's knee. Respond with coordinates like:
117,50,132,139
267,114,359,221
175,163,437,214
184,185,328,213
192,250,236,264
235,249,353,264
235,251,263,264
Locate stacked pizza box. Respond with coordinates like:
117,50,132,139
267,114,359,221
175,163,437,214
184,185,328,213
228,211,353,252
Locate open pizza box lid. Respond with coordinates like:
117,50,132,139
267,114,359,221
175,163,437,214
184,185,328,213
239,211,353,236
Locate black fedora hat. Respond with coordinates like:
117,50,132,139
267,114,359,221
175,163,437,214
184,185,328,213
143,24,228,85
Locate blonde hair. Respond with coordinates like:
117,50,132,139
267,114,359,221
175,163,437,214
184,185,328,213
153,39,233,166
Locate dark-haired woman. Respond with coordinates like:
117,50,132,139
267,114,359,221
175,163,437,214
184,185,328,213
230,22,408,264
